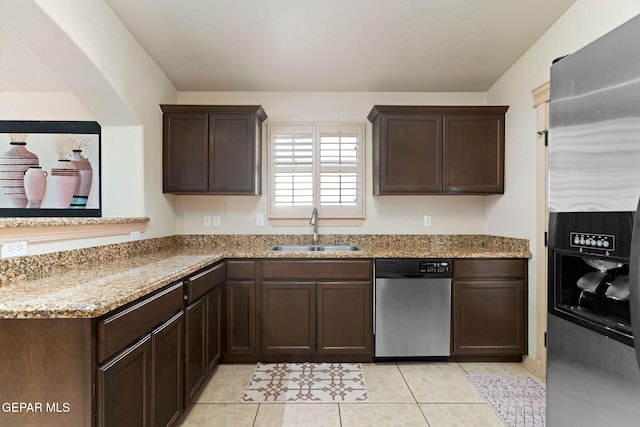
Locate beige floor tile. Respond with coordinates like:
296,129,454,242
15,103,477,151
196,364,257,403
340,403,428,427
459,362,545,381
182,361,542,425
254,403,340,427
420,403,504,427
398,362,485,403
362,363,415,403
180,403,258,426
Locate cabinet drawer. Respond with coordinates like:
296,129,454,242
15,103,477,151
226,260,256,280
97,282,184,363
453,259,526,280
186,263,225,303
262,260,372,280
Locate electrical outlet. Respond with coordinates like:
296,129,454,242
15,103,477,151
256,214,265,227
212,215,221,227
1,241,28,259
423,215,432,227
203,215,212,228
130,231,141,241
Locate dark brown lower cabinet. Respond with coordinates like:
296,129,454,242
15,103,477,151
184,284,222,404
451,259,528,361
225,281,256,354
0,262,224,427
225,259,373,362
185,296,207,404
262,282,316,354
224,260,257,357
207,284,222,371
184,264,224,405
317,282,372,355
97,335,152,427
152,312,184,427
97,311,183,427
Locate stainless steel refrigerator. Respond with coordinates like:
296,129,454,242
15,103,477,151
547,12,640,426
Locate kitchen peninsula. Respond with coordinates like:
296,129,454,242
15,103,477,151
0,230,530,426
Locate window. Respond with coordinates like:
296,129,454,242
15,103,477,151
268,123,365,219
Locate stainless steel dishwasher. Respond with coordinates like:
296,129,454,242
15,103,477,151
374,258,452,359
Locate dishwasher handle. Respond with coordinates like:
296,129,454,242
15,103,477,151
374,258,453,279
375,272,452,279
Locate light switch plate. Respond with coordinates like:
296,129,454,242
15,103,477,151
256,214,265,227
1,241,28,259
212,215,221,227
203,215,212,228
423,215,432,227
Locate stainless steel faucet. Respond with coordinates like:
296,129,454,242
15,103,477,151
309,206,319,246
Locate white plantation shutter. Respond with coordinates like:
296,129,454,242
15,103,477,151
272,126,314,208
318,124,363,217
269,123,365,219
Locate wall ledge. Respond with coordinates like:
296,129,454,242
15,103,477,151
0,217,149,244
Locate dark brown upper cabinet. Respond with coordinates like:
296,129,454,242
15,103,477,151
160,105,267,194
368,105,508,195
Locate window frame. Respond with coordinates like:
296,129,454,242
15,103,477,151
268,122,365,220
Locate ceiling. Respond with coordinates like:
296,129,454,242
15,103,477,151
103,0,577,92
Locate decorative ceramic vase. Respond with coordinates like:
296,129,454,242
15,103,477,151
68,149,93,208
0,142,39,208
48,160,78,209
24,166,47,209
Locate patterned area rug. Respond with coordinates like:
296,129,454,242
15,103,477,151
242,362,368,403
467,375,546,427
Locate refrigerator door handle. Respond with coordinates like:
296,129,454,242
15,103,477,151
629,198,640,369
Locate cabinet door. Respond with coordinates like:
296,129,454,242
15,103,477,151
452,279,527,356
184,297,207,404
152,312,184,427
209,114,260,194
162,112,209,192
376,114,442,194
262,282,316,354
443,114,504,193
317,282,373,354
225,281,256,354
207,285,222,370
97,335,152,427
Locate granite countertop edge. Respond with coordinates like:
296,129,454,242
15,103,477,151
0,240,531,320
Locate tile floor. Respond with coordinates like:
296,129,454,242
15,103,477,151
179,362,543,427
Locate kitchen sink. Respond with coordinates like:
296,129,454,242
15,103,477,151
267,245,316,252
267,245,362,252
316,245,362,252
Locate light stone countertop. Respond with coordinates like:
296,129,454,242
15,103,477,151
0,216,150,228
0,234,531,319
0,250,224,319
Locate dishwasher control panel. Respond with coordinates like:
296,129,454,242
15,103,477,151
419,261,450,274
375,258,452,278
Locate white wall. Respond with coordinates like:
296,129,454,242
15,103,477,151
486,0,640,358
5,3,640,358
0,0,179,254
177,91,490,235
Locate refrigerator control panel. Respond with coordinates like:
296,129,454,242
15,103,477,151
570,232,614,251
